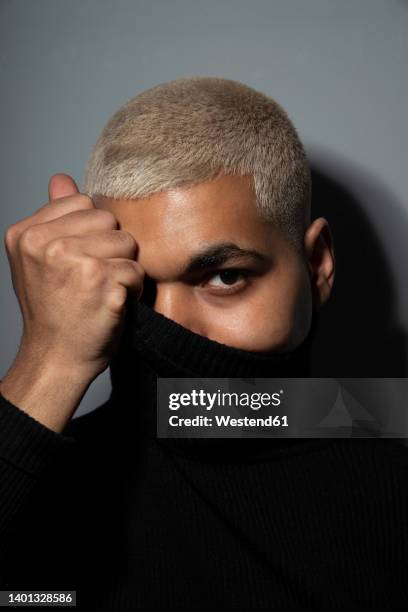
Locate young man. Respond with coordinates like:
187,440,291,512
0,77,407,610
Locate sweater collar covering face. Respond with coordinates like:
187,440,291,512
110,297,313,386
108,298,317,456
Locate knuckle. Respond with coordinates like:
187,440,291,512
4,223,19,253
96,209,118,229
73,194,95,210
115,230,138,252
121,230,138,249
121,258,143,278
114,229,129,243
80,257,105,283
19,225,44,257
107,286,127,312
44,237,71,262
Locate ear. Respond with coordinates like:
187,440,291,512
303,217,335,308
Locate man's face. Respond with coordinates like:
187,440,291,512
95,174,323,353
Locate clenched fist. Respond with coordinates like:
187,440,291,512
0,173,145,431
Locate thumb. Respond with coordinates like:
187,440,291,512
48,173,80,201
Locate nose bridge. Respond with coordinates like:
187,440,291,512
154,282,204,335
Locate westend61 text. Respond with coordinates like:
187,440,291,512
168,415,289,427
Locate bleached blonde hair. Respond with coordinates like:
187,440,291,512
82,76,311,250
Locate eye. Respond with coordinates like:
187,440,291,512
204,269,250,293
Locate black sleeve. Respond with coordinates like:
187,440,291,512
0,391,76,542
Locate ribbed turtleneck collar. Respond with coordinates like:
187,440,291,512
110,297,314,386
106,297,320,457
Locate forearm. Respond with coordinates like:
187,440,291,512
0,346,95,433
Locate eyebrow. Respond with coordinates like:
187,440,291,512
180,242,271,276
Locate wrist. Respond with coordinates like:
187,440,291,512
13,339,100,384
0,349,97,433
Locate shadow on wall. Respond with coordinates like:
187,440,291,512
309,164,408,377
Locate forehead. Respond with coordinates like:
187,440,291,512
95,174,283,276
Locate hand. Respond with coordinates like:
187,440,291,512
0,173,144,431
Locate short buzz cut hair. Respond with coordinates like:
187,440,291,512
82,76,311,250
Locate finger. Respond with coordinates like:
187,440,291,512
12,194,96,241
15,206,114,250
46,230,138,261
40,208,118,239
48,173,80,201
105,257,145,297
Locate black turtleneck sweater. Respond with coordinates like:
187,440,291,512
1,299,408,611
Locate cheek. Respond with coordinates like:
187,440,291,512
204,268,312,352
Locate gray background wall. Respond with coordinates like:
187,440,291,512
1,0,407,417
